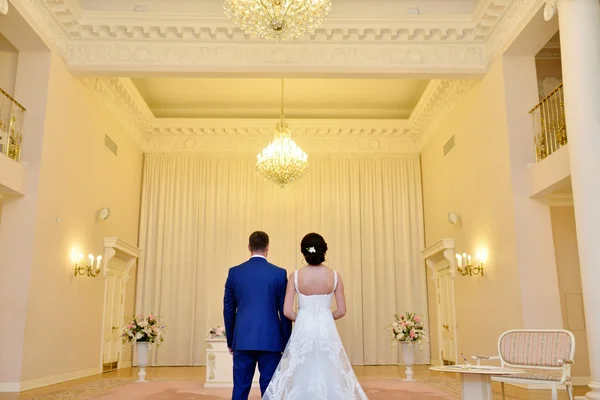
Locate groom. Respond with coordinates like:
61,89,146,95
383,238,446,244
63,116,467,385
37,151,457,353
223,231,292,400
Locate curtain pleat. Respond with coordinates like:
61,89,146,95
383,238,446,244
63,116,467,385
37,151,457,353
137,153,428,365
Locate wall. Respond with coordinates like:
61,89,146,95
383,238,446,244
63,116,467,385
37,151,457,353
0,33,18,96
550,206,590,379
11,51,142,383
421,60,525,360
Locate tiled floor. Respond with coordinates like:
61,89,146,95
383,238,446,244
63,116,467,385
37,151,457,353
0,366,589,399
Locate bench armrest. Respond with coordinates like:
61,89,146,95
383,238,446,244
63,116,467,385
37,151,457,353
471,355,500,365
558,359,574,365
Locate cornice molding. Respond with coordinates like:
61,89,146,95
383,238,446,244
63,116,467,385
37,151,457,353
80,76,466,153
6,0,527,74
144,135,420,154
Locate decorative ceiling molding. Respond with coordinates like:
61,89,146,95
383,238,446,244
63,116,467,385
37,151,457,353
144,135,420,154
67,42,488,74
483,0,544,63
418,80,476,149
5,0,535,74
10,0,548,153
80,76,464,153
44,0,509,43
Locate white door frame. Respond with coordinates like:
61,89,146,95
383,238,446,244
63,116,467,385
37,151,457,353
422,239,459,365
99,237,141,370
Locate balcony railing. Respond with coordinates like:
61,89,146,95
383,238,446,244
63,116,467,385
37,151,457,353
529,83,567,162
0,87,26,162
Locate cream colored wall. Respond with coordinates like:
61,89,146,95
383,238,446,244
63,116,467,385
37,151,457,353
0,50,18,96
421,60,525,360
550,206,590,378
16,52,143,381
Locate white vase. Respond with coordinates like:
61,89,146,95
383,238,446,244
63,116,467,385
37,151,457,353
136,342,150,382
401,342,415,381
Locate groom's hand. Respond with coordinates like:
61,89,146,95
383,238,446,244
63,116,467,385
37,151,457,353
229,348,234,355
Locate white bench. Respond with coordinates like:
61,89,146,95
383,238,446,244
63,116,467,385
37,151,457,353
472,329,575,400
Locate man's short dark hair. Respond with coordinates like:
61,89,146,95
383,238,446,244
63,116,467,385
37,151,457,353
249,231,269,251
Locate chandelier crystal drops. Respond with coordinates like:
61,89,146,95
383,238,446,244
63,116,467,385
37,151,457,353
256,80,308,188
224,0,332,41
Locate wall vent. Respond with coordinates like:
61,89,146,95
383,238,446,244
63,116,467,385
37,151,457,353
444,135,455,156
104,134,118,156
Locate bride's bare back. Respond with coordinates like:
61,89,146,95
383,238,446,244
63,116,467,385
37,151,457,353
297,265,335,295
283,265,347,322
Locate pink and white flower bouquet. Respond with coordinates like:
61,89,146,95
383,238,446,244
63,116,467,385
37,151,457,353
386,312,428,346
206,325,226,339
122,314,166,346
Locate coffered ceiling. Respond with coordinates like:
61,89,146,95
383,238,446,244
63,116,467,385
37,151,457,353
132,77,429,119
4,0,549,153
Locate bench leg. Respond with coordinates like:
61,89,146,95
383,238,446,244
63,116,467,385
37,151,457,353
551,383,558,400
567,383,574,400
501,382,505,400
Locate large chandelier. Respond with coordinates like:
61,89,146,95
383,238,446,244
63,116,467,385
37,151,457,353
256,80,308,188
224,0,332,41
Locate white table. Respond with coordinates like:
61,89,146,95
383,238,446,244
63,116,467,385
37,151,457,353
430,365,523,400
204,339,259,388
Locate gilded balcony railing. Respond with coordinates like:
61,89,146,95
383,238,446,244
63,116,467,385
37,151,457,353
0,87,26,162
529,83,567,162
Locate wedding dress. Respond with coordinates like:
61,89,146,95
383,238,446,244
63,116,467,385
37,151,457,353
262,270,368,400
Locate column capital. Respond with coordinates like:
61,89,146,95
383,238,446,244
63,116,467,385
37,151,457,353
544,0,559,21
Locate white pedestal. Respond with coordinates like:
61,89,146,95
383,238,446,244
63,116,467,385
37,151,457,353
461,373,492,400
430,365,523,400
204,339,259,388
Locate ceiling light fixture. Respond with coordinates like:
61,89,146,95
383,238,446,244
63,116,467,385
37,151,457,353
256,79,308,188
224,0,332,41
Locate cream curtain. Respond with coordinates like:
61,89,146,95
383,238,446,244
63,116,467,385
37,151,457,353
136,153,428,366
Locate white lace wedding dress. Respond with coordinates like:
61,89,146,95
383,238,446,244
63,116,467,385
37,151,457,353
262,270,368,400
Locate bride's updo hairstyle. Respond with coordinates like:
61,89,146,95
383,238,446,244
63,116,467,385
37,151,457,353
301,233,328,266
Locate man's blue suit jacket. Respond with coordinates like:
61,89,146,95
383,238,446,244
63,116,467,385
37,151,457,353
223,256,292,352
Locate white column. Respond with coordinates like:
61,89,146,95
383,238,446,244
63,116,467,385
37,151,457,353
550,0,600,398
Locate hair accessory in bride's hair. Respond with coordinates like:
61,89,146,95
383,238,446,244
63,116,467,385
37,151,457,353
307,247,316,253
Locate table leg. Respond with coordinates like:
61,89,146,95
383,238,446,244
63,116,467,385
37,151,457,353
460,374,493,400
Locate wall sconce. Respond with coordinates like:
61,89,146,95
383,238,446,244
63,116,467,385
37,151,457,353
73,253,102,278
456,251,486,277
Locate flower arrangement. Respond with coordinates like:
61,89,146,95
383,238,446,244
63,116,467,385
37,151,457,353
206,325,226,339
122,314,166,346
387,312,428,346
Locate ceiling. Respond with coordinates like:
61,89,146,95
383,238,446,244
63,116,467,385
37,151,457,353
132,78,430,119
79,0,480,16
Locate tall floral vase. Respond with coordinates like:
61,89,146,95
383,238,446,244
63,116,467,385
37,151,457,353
136,342,150,382
401,342,415,381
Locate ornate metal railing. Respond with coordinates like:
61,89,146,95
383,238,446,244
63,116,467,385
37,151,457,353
529,83,567,162
0,87,26,162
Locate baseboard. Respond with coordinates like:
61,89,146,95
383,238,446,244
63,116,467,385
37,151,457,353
118,361,132,369
19,366,102,392
572,376,591,386
0,382,21,393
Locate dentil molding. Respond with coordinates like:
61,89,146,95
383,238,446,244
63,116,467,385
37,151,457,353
5,0,530,74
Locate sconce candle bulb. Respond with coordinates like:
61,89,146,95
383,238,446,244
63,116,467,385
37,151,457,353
457,250,485,277
73,251,102,278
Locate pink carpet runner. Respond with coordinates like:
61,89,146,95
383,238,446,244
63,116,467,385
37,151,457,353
91,378,456,399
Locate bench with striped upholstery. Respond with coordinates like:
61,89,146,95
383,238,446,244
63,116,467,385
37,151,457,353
472,329,575,400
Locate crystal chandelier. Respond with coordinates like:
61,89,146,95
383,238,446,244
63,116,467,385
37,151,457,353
256,80,308,188
224,0,332,41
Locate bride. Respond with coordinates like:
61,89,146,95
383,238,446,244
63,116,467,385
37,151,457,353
262,233,368,400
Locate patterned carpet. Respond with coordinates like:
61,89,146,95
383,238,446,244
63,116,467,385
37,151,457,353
27,376,524,400
88,379,458,400
30,379,131,400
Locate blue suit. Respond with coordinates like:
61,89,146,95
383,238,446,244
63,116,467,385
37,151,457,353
223,256,292,400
